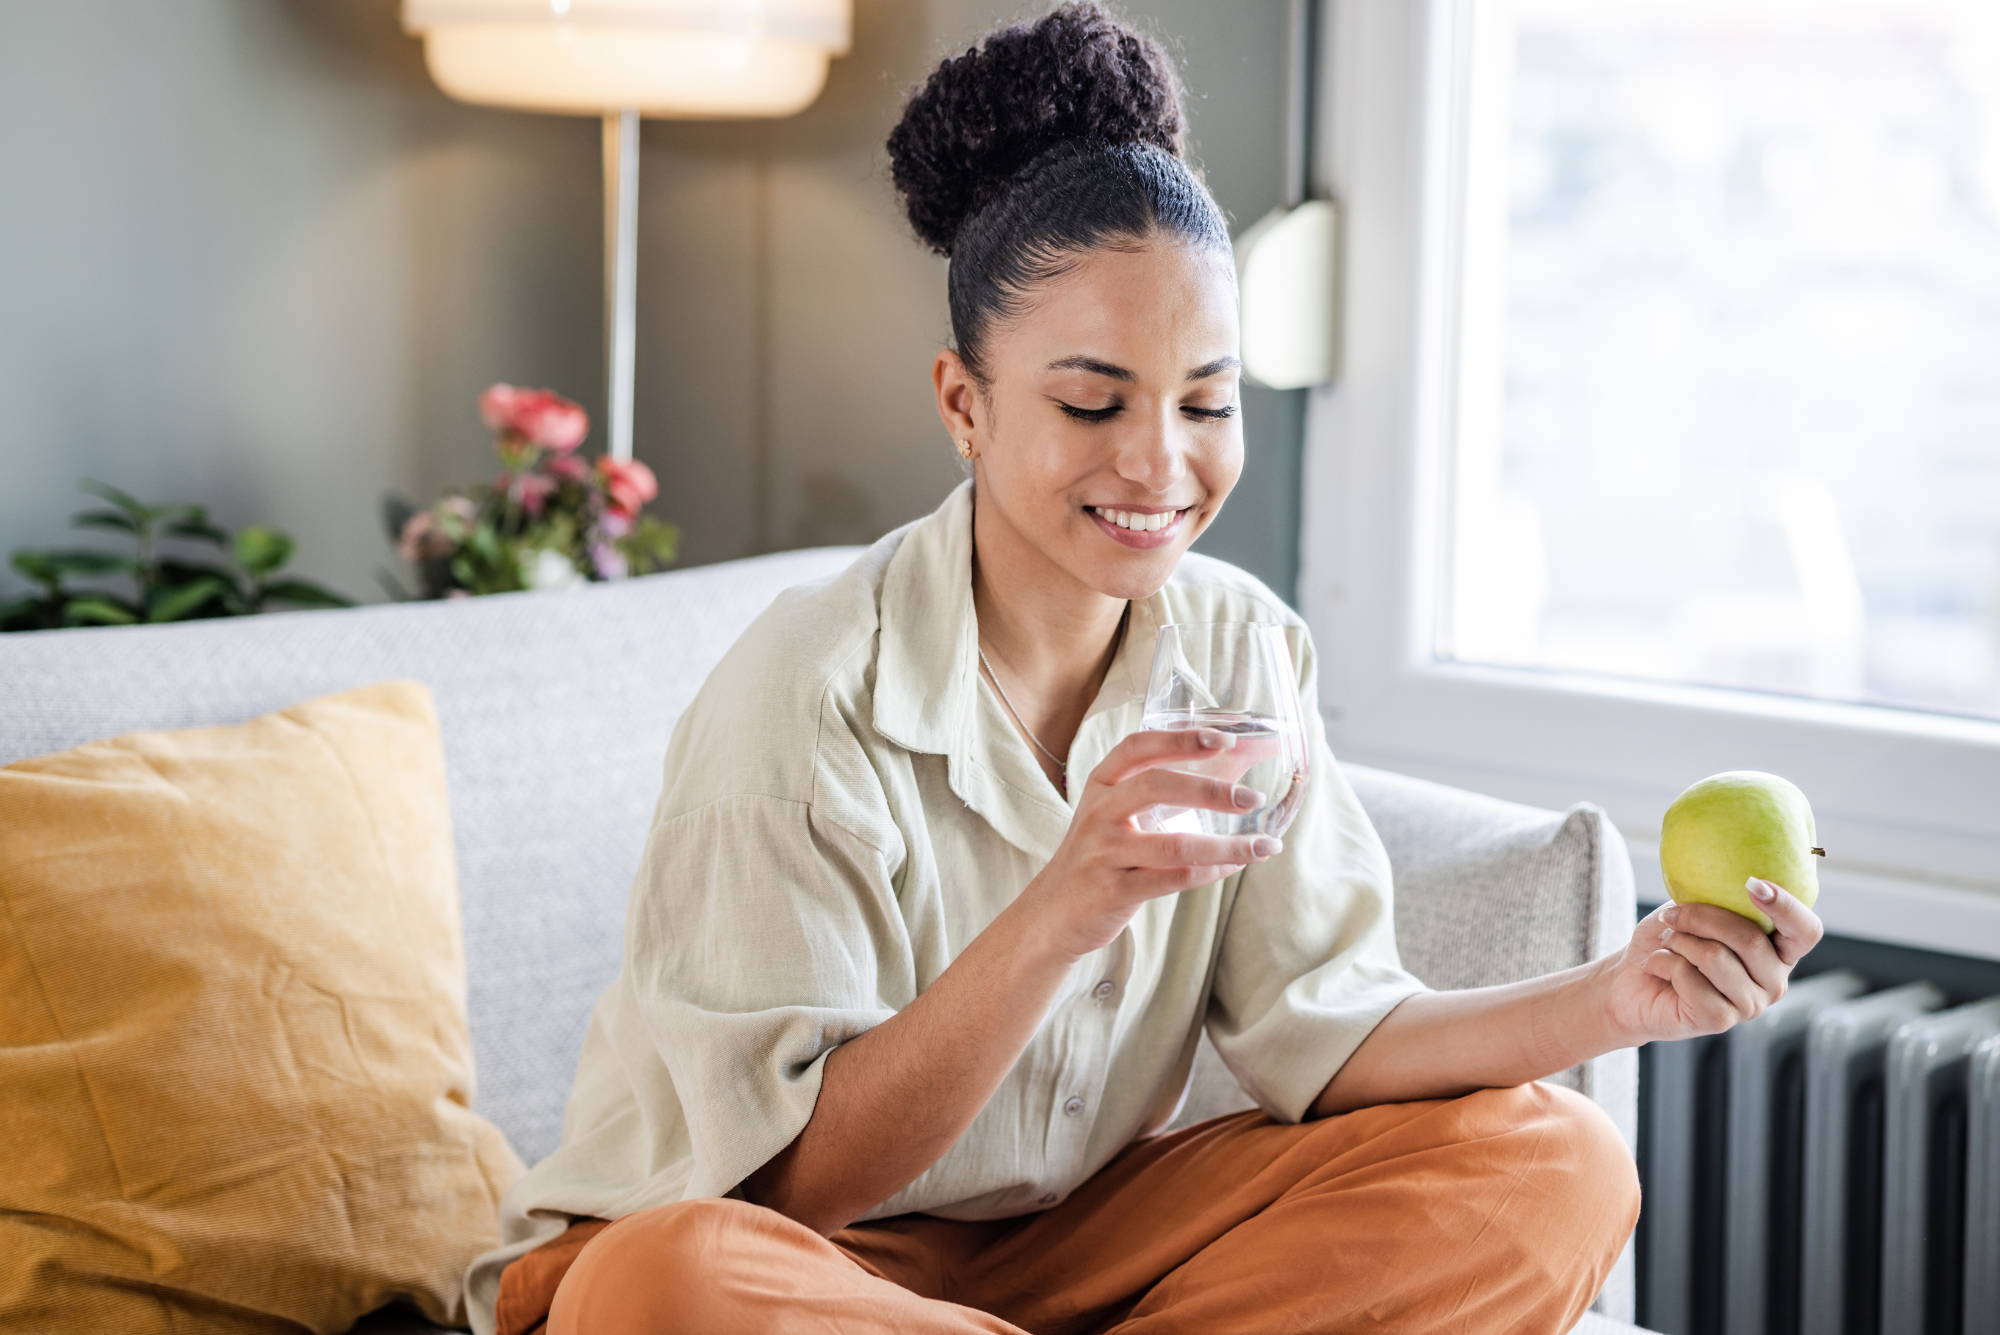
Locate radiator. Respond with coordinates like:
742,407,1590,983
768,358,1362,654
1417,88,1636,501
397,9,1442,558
1969,1036,2000,1334
1641,973,2000,1335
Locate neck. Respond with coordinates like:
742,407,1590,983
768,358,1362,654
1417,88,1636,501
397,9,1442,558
969,489,1128,781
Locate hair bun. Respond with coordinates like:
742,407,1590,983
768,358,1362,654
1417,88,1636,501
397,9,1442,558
888,2,1187,257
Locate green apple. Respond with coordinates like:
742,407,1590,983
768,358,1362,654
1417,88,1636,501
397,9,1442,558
1659,771,1823,932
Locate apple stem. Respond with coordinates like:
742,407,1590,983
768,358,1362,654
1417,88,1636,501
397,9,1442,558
1812,847,1826,856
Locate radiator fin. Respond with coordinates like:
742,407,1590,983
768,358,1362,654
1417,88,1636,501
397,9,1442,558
1881,999,2000,1335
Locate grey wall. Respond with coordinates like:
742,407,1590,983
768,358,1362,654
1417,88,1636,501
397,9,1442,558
0,0,1302,610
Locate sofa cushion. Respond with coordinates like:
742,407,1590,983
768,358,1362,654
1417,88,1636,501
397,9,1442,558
0,683,522,1334
0,549,865,1172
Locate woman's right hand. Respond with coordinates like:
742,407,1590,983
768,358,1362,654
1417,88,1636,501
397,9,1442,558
1023,728,1282,959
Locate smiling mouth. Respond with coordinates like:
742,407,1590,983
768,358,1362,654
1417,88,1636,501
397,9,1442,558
1089,505,1190,533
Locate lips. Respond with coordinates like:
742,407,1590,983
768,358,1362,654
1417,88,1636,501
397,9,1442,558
1088,505,1191,550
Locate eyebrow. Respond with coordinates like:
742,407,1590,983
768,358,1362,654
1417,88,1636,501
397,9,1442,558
1044,354,1244,382
1046,354,1136,382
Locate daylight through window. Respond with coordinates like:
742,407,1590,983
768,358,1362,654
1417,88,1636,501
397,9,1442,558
1443,0,2000,722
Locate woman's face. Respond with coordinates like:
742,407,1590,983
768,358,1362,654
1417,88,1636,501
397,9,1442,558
936,236,1244,604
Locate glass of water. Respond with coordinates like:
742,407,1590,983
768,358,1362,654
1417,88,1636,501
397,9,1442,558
1141,622,1311,838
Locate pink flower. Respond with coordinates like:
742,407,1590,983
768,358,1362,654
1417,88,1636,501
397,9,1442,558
479,383,590,452
596,456,658,518
478,384,522,432
397,511,441,565
512,472,557,517
399,508,466,564
545,453,589,484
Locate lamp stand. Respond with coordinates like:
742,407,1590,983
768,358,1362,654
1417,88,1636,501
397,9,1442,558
603,108,640,461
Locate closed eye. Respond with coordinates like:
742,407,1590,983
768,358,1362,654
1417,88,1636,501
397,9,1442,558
1056,401,1121,423
1182,404,1237,421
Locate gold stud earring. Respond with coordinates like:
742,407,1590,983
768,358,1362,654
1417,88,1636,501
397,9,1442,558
957,438,974,459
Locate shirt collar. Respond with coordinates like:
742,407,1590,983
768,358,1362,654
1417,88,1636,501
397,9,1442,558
874,481,980,759
875,483,1172,862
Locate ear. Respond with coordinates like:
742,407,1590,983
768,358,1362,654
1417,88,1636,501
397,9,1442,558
933,349,982,449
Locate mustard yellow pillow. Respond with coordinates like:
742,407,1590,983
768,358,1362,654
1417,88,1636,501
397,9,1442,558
0,682,524,1334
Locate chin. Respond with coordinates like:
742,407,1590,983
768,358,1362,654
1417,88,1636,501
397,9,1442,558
1079,546,1185,603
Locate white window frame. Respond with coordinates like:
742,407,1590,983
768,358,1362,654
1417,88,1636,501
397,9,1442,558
1300,0,2000,960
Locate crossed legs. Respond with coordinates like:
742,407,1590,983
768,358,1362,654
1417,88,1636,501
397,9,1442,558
548,1082,1638,1335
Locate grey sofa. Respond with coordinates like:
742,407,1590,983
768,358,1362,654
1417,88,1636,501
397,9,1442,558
0,546,1653,1335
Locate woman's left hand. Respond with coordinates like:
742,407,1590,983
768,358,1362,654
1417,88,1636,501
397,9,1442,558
1602,878,1825,1045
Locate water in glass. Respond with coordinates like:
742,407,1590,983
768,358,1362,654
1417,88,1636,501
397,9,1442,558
1141,623,1309,838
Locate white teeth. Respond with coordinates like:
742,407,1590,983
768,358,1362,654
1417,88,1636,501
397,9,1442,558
1094,506,1182,532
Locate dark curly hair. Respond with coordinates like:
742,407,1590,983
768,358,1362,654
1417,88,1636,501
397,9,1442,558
887,3,1231,382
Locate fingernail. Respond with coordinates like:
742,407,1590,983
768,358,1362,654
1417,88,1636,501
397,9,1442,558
1198,730,1231,749
1233,786,1264,810
1252,836,1282,858
1747,877,1776,902
1660,905,1679,926
1659,926,1674,944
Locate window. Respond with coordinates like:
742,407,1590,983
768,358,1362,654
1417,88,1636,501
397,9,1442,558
1445,0,2000,722
1302,0,2000,959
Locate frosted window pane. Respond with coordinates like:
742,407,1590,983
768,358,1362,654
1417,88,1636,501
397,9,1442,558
1447,0,2000,720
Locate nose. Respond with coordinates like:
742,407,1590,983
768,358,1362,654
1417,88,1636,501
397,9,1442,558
1114,406,1188,495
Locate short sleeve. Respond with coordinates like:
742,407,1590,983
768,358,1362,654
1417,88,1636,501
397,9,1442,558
622,791,906,1200
1203,630,1429,1122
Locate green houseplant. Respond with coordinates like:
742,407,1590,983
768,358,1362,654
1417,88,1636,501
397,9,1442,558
2,481,352,632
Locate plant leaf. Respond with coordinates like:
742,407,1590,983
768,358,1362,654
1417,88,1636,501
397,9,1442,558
148,576,232,623
70,508,140,535
155,561,248,609
166,509,231,546
234,525,295,576
156,558,244,586
10,551,63,588
618,517,680,573
258,578,354,609
63,595,142,627
17,549,139,579
77,479,152,522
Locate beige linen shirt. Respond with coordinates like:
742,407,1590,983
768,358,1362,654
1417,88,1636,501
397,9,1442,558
465,483,1426,1332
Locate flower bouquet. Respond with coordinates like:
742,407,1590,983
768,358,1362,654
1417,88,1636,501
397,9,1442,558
391,385,677,598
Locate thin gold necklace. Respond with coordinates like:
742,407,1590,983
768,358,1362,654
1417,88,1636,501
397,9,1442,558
975,607,1129,790
977,646,1069,780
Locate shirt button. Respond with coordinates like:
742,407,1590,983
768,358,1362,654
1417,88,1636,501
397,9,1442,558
1093,981,1115,999
1039,1192,1058,1205
1064,1096,1085,1116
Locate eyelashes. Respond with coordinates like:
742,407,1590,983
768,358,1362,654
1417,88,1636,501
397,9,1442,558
1054,401,1239,423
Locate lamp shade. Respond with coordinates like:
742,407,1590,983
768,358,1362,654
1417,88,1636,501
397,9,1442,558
402,0,852,117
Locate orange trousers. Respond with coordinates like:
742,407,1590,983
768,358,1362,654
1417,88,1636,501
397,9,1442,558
543,1083,1638,1335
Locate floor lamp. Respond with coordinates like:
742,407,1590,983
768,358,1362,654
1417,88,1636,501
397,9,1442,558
402,0,851,461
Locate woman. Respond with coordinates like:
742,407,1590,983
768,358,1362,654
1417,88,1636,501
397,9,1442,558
468,7,1822,1332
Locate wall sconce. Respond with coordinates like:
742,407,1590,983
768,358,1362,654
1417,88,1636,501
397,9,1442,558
402,0,852,458
1237,0,1338,392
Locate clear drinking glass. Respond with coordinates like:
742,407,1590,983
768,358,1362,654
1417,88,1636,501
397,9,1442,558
1141,622,1311,838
